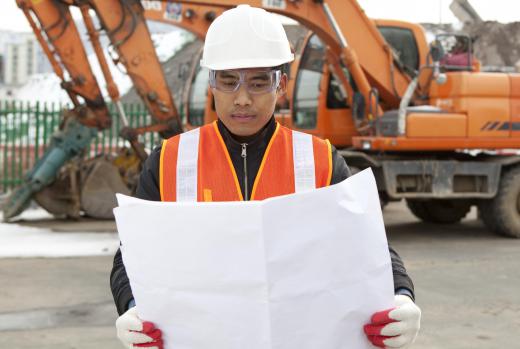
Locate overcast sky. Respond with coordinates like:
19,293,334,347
1,0,519,32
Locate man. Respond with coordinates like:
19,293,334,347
441,36,473,68
111,5,420,349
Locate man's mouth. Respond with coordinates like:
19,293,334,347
231,113,255,121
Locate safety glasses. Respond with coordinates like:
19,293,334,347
209,69,281,94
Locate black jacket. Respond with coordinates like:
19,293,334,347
110,118,415,315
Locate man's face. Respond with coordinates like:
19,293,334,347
212,68,287,138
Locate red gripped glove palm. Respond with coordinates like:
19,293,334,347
364,295,421,348
116,307,164,349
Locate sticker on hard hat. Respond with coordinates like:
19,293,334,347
262,0,287,10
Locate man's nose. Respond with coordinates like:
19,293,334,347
233,84,252,106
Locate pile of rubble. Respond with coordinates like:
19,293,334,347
466,21,520,69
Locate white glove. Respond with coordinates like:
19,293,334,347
364,294,421,348
116,306,164,349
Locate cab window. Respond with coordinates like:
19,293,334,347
378,26,419,73
293,34,325,129
327,73,349,109
188,65,209,126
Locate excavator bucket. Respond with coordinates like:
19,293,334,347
33,162,82,219
80,158,132,219
31,157,132,220
2,186,34,221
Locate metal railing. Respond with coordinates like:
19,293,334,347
0,100,158,193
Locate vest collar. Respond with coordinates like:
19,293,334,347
216,117,276,151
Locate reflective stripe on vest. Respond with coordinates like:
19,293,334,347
292,130,315,193
160,122,332,202
176,127,200,202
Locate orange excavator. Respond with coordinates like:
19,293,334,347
5,0,520,238
149,1,520,238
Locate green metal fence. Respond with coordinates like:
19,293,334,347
0,100,158,193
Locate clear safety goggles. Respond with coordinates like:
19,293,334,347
209,69,282,94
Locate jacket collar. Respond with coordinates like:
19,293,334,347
216,117,276,151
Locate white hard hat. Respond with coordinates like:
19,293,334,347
200,5,294,70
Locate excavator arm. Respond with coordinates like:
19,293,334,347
4,0,185,220
17,0,111,128
4,0,114,220
143,1,224,39
87,0,183,138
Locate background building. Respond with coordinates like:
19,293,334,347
0,31,51,87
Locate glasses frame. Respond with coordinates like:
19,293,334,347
208,69,282,94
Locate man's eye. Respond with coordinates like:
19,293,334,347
220,80,238,86
250,81,269,87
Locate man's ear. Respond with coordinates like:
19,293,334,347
277,73,288,97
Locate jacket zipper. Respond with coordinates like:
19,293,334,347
241,143,248,200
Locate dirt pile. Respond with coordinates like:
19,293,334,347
465,21,520,68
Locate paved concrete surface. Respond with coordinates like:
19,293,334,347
1,201,519,348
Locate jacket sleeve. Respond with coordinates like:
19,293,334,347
329,146,415,300
135,145,163,201
110,146,162,315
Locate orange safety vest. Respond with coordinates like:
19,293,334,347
159,121,333,202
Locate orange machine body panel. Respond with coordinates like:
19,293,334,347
353,71,520,150
429,72,513,138
406,113,467,138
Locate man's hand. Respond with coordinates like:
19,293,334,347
364,295,421,348
116,307,164,349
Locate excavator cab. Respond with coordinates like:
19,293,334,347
271,20,431,147
288,33,357,147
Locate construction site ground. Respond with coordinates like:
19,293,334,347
0,201,519,349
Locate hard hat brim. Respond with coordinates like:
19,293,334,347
201,55,294,71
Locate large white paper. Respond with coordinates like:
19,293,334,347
114,168,394,349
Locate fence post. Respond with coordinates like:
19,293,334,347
109,103,114,155
9,102,16,189
1,101,7,192
149,104,155,150
25,101,30,174
33,102,40,175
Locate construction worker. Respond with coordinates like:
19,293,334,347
441,36,473,68
111,5,420,349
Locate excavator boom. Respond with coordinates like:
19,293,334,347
17,0,111,128
88,0,183,137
